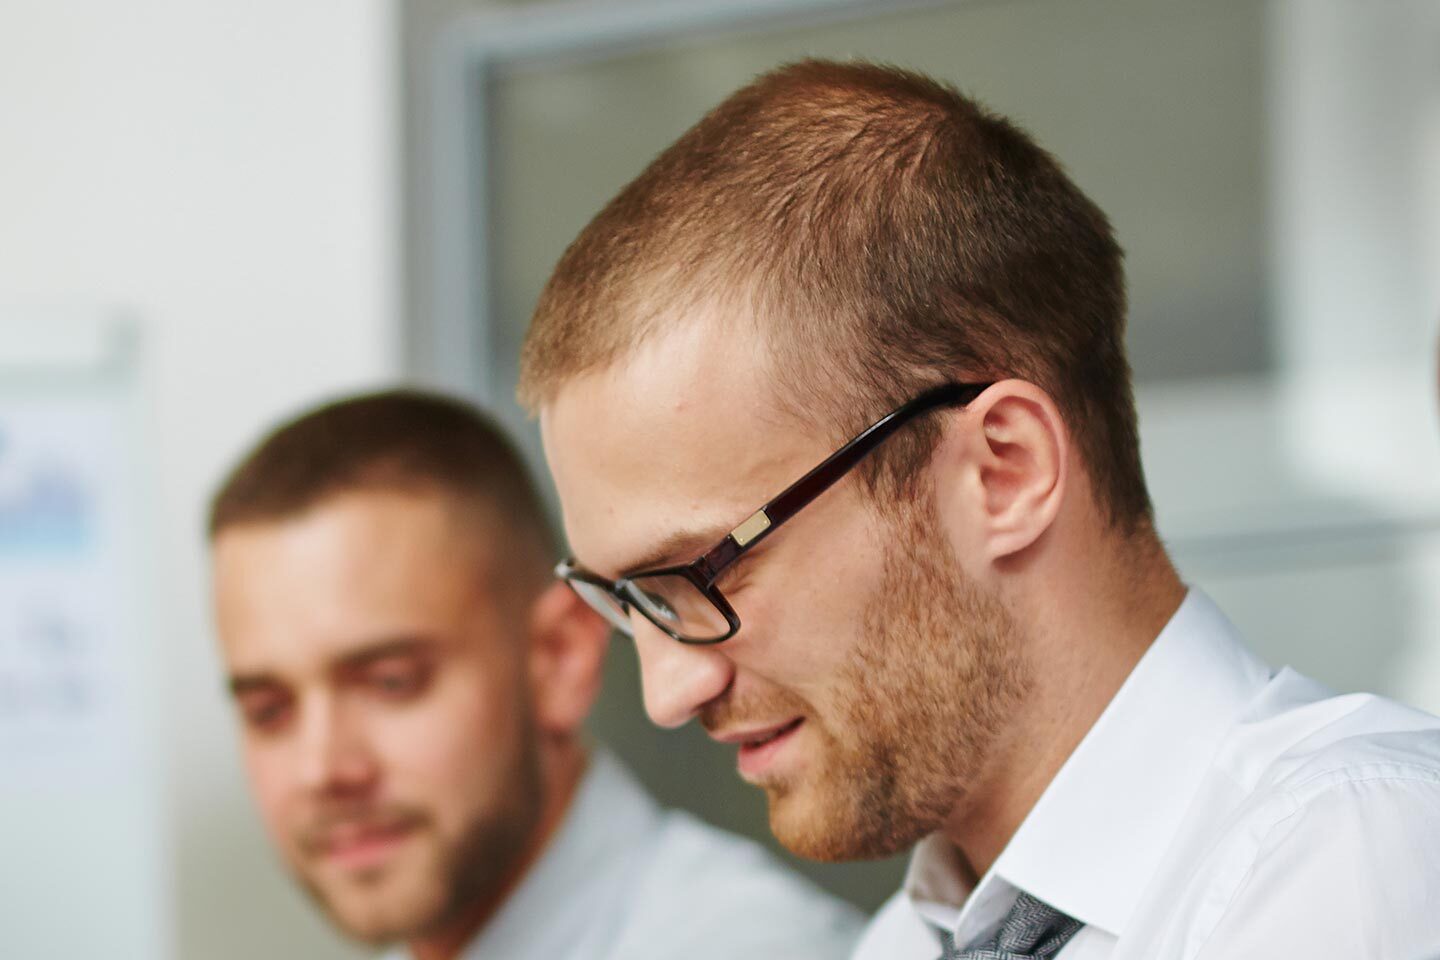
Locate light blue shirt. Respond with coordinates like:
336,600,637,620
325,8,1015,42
388,749,861,960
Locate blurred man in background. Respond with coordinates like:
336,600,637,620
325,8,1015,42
524,60,1440,959
206,389,860,960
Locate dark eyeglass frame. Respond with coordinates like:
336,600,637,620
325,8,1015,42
557,381,993,644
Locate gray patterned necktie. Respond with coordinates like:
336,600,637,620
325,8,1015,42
935,892,1083,960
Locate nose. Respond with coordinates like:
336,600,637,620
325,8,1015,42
295,695,379,798
633,618,733,728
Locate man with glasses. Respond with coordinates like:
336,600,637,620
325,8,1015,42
206,389,860,960
523,60,1440,959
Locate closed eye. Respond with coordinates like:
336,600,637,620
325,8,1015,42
233,684,295,734
354,655,433,701
713,537,770,594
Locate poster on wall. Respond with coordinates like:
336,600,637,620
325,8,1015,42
0,319,165,960
0,377,140,780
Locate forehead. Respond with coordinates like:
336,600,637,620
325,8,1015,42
212,490,497,669
541,320,820,575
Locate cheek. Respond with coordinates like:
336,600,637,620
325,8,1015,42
372,670,529,818
242,742,302,845
729,519,888,695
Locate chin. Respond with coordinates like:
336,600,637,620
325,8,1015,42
765,782,853,862
765,777,933,863
306,867,446,946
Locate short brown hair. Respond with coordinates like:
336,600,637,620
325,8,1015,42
520,59,1152,529
209,389,555,564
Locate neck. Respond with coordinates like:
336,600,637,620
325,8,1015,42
944,529,1185,877
408,741,588,960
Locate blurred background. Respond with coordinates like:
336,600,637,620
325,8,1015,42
2,0,1439,957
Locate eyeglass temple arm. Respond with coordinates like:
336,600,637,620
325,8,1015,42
696,382,989,582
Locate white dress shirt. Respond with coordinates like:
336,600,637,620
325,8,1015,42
386,748,861,960
853,589,1440,960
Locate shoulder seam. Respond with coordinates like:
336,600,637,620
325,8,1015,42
1189,766,1440,959
1281,760,1440,804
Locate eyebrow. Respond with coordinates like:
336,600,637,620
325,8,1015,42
228,673,281,697
226,636,439,696
334,636,438,670
618,522,734,576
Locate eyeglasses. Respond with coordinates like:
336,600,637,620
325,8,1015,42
557,381,992,644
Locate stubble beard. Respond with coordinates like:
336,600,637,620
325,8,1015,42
295,729,544,947
767,496,1030,862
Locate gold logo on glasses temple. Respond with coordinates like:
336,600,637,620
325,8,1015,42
731,509,772,547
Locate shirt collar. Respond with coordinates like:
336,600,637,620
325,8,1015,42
906,588,1272,941
454,747,660,960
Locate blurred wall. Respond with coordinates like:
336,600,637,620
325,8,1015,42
0,2,400,958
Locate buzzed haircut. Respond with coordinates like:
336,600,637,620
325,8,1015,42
520,59,1152,531
209,389,555,571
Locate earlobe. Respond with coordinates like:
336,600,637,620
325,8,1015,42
968,381,1067,561
526,581,610,737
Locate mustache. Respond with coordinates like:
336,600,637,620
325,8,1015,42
699,686,811,735
295,805,430,856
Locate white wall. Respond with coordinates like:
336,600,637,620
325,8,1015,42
1269,0,1440,507
0,2,399,957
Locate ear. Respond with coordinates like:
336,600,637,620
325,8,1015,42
525,581,610,738
941,380,1068,564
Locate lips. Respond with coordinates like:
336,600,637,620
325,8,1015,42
740,718,802,748
735,717,804,780
308,816,421,872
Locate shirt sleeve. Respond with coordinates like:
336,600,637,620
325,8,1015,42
1191,769,1440,960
